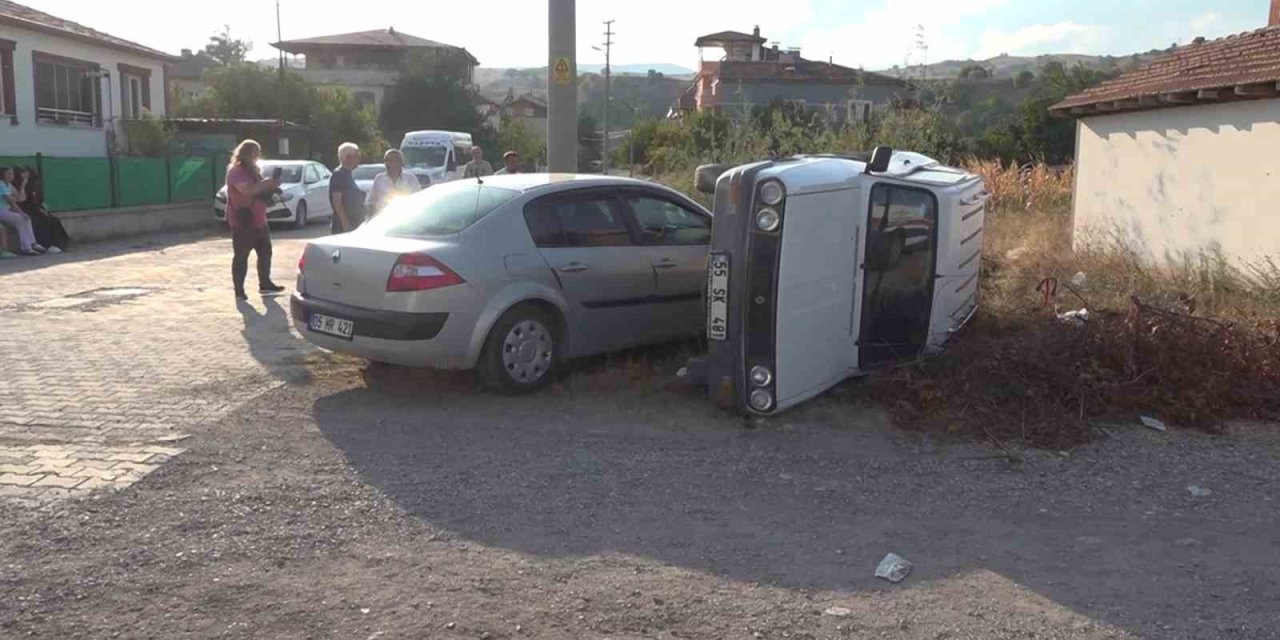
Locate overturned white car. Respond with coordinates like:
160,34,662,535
682,148,988,415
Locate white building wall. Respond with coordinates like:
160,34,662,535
1073,99,1280,267
0,22,168,157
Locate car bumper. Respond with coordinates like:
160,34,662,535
291,292,471,368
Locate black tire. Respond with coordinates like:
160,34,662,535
478,303,560,395
293,201,308,229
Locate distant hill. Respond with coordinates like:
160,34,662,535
474,67,690,128
876,49,1176,80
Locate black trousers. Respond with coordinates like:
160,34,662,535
232,226,273,293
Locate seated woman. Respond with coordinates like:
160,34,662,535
0,166,45,256
17,167,69,253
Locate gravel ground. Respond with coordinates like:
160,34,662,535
2,357,1279,639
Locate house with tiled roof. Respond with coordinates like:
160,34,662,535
0,0,176,156
272,27,478,115
1051,3,1280,267
672,26,912,120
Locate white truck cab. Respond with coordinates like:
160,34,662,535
400,130,474,185
684,148,988,415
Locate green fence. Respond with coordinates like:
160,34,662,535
5,154,225,213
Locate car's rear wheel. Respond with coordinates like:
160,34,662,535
478,304,559,395
294,201,309,229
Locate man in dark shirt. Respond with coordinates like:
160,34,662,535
329,142,367,234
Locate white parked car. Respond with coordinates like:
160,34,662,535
214,160,334,228
352,163,384,195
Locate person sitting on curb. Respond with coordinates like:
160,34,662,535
0,166,47,257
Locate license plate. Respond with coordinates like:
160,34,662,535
707,253,729,341
309,312,354,340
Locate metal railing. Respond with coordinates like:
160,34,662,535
36,107,96,127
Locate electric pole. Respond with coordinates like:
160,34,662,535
601,20,614,174
547,0,577,172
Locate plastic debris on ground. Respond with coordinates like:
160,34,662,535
1187,485,1213,497
823,606,852,617
1140,416,1168,432
1057,308,1090,325
874,553,913,584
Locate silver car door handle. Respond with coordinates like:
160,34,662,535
559,263,588,273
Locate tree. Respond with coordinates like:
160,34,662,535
204,25,249,65
123,111,174,157
380,52,489,148
958,64,991,80
312,88,388,159
1013,70,1036,89
498,118,544,171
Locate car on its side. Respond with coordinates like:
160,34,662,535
291,174,713,393
215,160,334,228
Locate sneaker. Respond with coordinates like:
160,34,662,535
0,251,16,260
45,246,63,254
259,283,286,294
31,244,46,253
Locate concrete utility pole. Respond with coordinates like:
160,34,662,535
601,20,614,174
547,0,578,172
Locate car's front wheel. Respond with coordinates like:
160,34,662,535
478,304,560,395
293,201,309,229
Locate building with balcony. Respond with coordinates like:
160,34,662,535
673,26,911,121
272,27,478,115
0,0,176,156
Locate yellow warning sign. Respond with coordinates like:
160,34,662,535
553,57,572,85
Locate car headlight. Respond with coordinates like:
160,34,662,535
280,192,295,203
750,366,773,387
756,208,781,232
749,389,774,412
759,180,785,206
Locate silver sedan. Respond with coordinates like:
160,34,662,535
291,174,713,393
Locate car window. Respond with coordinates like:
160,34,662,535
260,163,302,184
361,182,520,237
352,164,384,181
625,193,711,246
319,165,332,179
304,165,319,183
524,194,633,248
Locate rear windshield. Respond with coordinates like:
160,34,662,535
361,181,519,237
352,165,384,180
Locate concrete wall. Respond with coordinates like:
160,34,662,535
1073,99,1280,267
59,201,213,244
0,22,168,157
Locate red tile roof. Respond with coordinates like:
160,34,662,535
0,0,175,61
1053,26,1280,114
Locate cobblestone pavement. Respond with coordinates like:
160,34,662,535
0,228,336,505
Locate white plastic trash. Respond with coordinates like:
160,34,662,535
875,553,913,583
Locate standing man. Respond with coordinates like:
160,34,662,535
366,149,422,215
461,146,494,179
329,142,367,234
493,151,522,175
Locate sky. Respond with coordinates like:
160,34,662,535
19,0,1270,71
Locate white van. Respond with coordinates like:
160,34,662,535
400,131,473,185
683,148,988,415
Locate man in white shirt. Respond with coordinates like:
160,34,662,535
366,149,423,215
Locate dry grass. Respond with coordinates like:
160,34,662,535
857,161,1280,449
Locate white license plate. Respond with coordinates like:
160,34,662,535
707,254,729,341
309,312,354,340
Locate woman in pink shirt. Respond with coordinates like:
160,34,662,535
226,140,285,300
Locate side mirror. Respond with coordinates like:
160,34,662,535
866,146,893,173
694,163,733,195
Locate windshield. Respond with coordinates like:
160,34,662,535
352,165,384,181
361,181,519,237
260,163,302,184
403,145,448,170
